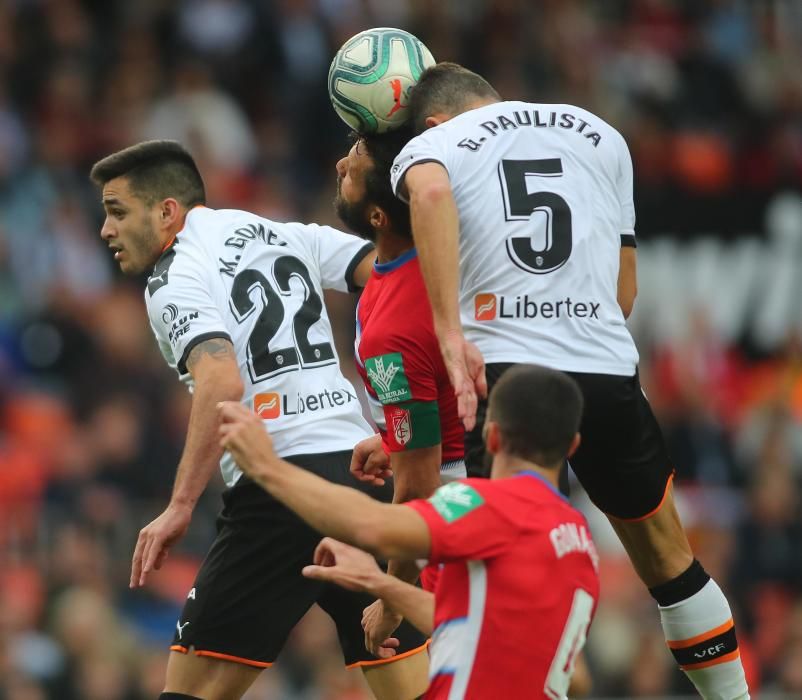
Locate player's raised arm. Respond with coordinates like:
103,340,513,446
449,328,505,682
132,337,243,587
403,162,482,429
217,401,431,561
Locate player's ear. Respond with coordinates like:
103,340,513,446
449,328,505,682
368,205,389,232
424,113,450,129
485,421,501,455
157,197,182,227
566,433,581,460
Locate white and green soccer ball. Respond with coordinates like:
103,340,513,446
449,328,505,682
328,27,436,134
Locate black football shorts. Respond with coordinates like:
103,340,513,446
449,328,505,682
170,450,427,668
465,363,675,520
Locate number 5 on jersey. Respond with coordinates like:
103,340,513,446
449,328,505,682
499,158,573,275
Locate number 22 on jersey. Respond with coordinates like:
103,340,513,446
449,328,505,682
229,255,335,383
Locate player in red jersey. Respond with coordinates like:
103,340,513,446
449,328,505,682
334,131,466,652
217,364,600,700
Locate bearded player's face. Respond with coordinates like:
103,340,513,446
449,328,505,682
334,141,376,241
99,177,163,275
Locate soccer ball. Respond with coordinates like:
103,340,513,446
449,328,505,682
328,27,436,134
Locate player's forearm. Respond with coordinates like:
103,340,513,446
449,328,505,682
385,454,441,584
171,380,242,509
372,573,435,636
409,184,463,337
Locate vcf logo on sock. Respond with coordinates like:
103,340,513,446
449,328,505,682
475,293,497,321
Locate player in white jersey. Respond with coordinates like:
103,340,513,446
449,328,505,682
89,140,428,700
389,63,750,700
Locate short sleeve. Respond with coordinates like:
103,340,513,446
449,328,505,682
363,346,441,451
405,480,519,564
390,129,451,203
146,252,231,376
310,224,375,292
616,133,636,248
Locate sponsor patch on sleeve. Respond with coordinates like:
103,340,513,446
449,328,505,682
365,353,412,404
386,401,441,451
428,482,484,523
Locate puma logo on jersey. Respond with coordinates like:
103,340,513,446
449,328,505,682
176,620,190,640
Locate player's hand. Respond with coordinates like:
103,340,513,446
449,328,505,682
440,330,486,431
350,434,392,486
302,537,384,593
130,502,192,588
465,339,488,401
362,599,403,658
218,401,276,480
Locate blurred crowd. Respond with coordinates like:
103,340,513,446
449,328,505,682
1,1,802,698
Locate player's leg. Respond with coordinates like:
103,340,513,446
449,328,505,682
163,652,260,699
319,453,430,700
569,371,749,700
606,480,692,586
361,651,430,700
325,582,430,700
162,473,329,700
609,491,748,699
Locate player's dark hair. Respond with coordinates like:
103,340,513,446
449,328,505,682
489,365,583,468
408,62,500,134
90,140,206,208
359,128,412,238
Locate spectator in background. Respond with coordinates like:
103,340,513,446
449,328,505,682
0,2,801,698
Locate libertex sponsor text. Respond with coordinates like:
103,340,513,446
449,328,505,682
254,387,358,419
474,293,600,321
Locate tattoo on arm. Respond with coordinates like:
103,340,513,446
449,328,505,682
186,338,236,372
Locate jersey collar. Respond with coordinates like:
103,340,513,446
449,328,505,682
374,247,417,274
516,469,569,503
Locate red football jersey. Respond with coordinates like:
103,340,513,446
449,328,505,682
355,249,463,463
406,472,600,700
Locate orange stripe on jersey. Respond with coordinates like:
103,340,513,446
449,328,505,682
680,649,740,671
667,619,734,649
345,640,430,670
161,234,177,253
169,645,188,654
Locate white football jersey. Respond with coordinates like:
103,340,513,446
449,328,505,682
391,101,639,375
145,206,374,487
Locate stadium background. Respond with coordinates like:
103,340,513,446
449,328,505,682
1,0,801,697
